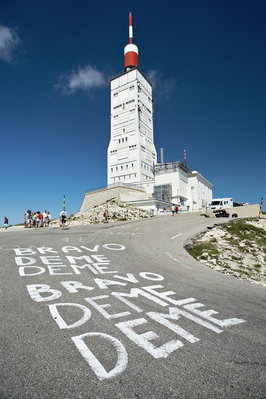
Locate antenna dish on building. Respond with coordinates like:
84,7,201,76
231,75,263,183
124,12,139,71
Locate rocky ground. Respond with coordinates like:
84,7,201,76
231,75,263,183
0,199,151,233
51,198,151,227
187,218,266,286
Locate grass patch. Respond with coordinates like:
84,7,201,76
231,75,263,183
222,220,266,246
234,269,252,277
187,242,219,259
231,255,242,261
253,264,262,272
224,237,240,247
250,249,258,254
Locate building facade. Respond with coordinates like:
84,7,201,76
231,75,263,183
153,162,213,212
107,69,157,186
107,13,157,186
187,171,213,212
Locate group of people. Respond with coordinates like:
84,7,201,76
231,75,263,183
171,204,179,215
24,210,51,228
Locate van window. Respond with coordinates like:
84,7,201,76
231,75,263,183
211,201,221,206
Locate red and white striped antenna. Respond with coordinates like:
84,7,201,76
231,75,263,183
129,12,133,44
124,12,139,71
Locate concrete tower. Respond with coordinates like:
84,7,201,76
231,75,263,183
107,13,157,187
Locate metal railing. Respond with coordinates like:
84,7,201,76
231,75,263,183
84,182,146,195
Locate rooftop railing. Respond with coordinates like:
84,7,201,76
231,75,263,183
84,182,146,195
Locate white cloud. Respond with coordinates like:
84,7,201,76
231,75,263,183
147,69,176,99
0,25,20,63
55,65,107,94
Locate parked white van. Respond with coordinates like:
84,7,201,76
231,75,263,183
210,198,233,210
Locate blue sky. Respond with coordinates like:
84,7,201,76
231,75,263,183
0,0,265,225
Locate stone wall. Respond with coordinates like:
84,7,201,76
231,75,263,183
206,204,260,219
80,186,149,212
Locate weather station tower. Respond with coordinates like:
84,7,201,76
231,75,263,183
107,13,157,187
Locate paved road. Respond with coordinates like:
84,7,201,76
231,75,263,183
0,213,265,399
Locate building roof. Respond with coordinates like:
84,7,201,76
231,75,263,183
154,161,191,174
188,170,213,187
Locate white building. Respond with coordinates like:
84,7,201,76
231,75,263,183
81,13,213,215
152,162,213,212
187,170,213,212
107,69,157,186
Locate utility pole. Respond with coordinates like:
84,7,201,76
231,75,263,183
63,195,66,212
259,197,263,218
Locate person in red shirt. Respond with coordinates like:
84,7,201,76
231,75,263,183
38,212,44,227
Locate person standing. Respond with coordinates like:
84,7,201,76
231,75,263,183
103,209,109,222
24,212,27,228
32,212,37,228
47,212,51,226
175,205,179,214
59,210,68,229
4,216,8,229
27,211,33,228
38,212,44,227
171,204,175,216
24,210,30,227
43,210,47,226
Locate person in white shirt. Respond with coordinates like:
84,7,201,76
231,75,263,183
59,210,67,229
171,204,175,216
43,210,47,226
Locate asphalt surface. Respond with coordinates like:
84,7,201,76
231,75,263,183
0,213,265,399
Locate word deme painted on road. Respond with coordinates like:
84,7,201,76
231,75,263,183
13,244,246,381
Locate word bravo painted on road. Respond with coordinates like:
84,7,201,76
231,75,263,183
13,244,246,381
